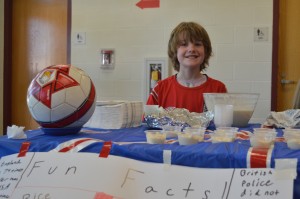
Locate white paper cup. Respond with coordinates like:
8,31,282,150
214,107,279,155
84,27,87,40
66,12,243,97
214,104,233,127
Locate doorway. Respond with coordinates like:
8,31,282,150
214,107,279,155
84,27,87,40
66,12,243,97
3,0,71,133
272,0,300,111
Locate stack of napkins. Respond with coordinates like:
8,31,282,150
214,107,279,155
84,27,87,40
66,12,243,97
7,125,27,139
84,101,143,129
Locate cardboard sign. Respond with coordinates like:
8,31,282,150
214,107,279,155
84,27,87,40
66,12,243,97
0,152,293,199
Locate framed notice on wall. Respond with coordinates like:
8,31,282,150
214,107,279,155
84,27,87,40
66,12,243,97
143,57,169,103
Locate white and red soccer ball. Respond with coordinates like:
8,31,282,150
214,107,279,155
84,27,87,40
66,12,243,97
27,65,96,134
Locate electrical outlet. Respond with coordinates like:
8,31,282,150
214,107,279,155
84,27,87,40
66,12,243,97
254,27,268,42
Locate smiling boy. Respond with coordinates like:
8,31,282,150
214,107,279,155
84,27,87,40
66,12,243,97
147,22,227,113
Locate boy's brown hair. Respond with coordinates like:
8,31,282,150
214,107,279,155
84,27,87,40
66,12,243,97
168,22,212,72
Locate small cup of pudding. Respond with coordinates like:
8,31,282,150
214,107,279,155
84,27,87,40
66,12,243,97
145,130,166,144
287,138,300,150
162,125,181,138
184,127,206,134
211,127,237,143
216,127,239,133
283,129,300,139
211,131,236,143
253,128,276,133
250,136,274,148
250,131,276,148
283,129,300,150
178,127,206,145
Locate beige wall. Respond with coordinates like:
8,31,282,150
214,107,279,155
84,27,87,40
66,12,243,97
71,0,273,123
0,0,4,135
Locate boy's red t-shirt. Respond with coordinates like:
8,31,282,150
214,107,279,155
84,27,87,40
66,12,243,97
146,75,227,113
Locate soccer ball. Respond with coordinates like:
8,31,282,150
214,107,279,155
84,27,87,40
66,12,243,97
27,64,96,135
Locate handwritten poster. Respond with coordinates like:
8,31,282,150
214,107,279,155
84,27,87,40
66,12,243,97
0,152,294,199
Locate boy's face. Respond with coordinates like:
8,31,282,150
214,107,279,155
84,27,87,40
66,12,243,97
176,36,205,71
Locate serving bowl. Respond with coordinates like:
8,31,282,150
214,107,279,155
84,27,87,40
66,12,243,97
203,93,259,127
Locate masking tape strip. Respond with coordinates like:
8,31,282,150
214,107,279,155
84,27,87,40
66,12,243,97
99,141,112,158
274,158,298,180
94,192,114,199
163,150,172,165
18,142,31,157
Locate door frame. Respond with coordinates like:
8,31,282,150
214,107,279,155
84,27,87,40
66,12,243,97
3,0,12,134
2,0,71,133
271,0,279,111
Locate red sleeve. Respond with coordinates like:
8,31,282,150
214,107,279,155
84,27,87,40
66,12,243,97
146,85,159,105
210,77,227,93
146,93,158,105
219,84,227,93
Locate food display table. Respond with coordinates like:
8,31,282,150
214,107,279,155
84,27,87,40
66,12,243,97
0,123,299,198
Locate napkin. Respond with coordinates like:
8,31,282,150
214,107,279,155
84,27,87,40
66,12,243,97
7,125,27,139
263,109,300,128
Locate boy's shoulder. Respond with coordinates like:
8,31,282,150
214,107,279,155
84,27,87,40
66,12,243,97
205,75,227,91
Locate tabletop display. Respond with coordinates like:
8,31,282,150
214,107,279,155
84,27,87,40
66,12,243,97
0,123,299,198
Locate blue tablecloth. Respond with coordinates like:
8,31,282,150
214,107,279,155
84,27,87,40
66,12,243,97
0,123,299,198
